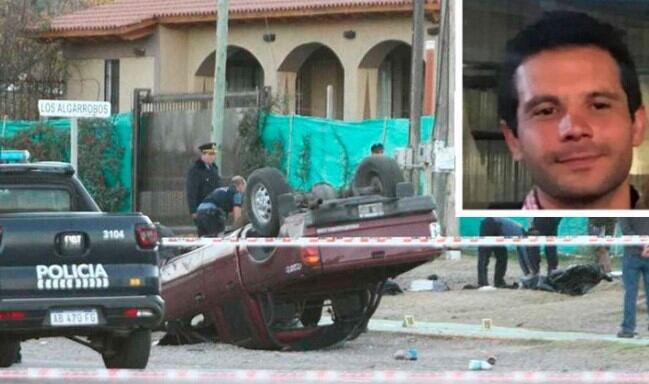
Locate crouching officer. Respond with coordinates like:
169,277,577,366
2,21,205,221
195,176,246,237
477,217,528,288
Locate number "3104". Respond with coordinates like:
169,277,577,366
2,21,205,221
103,230,125,240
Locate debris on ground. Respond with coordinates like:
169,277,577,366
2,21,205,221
382,279,404,295
409,279,450,292
468,356,496,370
520,264,612,295
393,348,418,361
462,283,518,290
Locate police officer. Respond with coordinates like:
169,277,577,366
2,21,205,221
527,217,562,274
186,142,223,234
195,176,246,237
588,217,616,273
477,217,529,288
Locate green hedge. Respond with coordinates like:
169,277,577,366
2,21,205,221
0,114,132,212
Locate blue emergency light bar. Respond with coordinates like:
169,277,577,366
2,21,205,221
0,150,30,163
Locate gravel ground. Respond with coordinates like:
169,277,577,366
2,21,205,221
19,330,649,372
377,254,637,335
16,253,649,372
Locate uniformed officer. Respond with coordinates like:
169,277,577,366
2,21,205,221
195,176,246,237
186,142,223,233
477,217,529,288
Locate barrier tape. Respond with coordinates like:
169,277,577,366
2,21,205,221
1,369,649,382
161,235,649,248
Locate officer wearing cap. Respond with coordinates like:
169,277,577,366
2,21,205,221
186,142,223,232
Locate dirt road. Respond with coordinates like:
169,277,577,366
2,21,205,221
18,254,649,372
376,254,635,335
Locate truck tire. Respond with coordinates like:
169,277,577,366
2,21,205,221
0,339,20,367
352,156,404,197
245,168,291,237
102,329,151,369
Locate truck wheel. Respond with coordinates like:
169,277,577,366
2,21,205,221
352,156,404,197
0,339,20,367
245,168,291,237
102,329,151,369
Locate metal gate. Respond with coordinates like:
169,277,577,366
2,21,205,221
132,88,266,226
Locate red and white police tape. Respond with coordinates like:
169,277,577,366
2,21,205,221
3,369,649,383
161,235,649,248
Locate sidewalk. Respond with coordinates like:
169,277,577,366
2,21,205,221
368,318,649,346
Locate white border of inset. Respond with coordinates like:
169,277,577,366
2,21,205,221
453,0,649,218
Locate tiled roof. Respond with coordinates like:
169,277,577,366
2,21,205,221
42,0,439,36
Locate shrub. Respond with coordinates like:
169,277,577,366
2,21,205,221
0,119,127,211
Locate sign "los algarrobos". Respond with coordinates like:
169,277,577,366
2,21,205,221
38,100,111,119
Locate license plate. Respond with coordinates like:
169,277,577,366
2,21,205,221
50,309,99,326
358,202,384,218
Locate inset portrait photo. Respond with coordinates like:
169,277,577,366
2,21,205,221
460,0,649,216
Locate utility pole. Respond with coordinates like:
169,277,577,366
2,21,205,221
408,0,425,192
431,0,457,236
212,0,229,169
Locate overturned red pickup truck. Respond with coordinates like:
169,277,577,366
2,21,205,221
160,157,441,350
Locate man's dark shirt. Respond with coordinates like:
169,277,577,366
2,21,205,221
619,218,649,258
186,159,222,214
531,217,561,233
198,186,242,214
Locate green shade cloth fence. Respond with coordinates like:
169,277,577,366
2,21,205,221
260,113,434,191
1,113,133,212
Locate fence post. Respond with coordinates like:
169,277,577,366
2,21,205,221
132,88,150,211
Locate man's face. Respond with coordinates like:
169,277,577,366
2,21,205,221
501,46,646,207
201,150,216,163
236,183,246,194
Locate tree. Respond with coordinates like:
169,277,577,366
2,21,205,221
0,0,112,118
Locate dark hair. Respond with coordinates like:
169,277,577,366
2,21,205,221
370,143,384,153
497,11,642,135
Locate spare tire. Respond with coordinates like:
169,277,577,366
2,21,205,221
352,156,404,197
245,168,291,237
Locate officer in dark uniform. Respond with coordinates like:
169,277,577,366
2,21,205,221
528,217,562,274
588,217,617,273
195,176,246,236
186,142,222,234
477,217,529,287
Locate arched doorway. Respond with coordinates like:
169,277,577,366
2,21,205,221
195,46,264,93
360,41,416,118
278,43,344,119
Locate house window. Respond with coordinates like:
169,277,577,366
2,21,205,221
104,59,120,114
